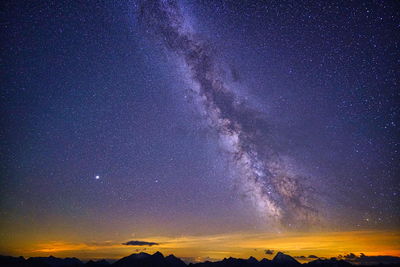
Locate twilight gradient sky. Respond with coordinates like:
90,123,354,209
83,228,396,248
1,0,399,262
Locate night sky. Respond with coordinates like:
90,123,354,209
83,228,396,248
1,0,399,262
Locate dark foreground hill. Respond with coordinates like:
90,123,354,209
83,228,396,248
1,251,399,267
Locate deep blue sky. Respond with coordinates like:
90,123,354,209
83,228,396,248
1,0,399,257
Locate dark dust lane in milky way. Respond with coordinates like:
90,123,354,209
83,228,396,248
138,0,320,228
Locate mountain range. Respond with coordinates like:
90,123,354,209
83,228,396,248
1,251,399,267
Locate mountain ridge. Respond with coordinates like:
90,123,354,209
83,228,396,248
1,251,399,267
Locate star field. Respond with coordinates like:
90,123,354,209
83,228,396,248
0,0,399,260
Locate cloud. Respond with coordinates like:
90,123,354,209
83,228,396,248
294,255,319,260
122,240,159,246
339,253,400,265
181,256,219,264
294,256,306,259
342,253,357,259
264,249,275,255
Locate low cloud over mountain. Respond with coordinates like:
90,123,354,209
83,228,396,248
294,255,319,260
121,240,159,246
338,253,400,265
265,250,275,255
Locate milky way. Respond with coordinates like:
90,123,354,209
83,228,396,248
139,0,319,228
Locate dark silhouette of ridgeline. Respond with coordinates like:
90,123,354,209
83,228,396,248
1,251,399,267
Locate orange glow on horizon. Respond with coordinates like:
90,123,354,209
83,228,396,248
2,230,399,262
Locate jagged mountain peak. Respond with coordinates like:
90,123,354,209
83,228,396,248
248,256,258,263
273,252,300,265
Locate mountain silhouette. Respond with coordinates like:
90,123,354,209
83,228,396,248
113,251,186,267
306,259,352,267
85,259,110,266
190,256,258,267
1,251,399,267
26,255,83,266
272,252,300,266
189,252,301,267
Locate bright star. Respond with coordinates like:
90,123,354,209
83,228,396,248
95,175,100,179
